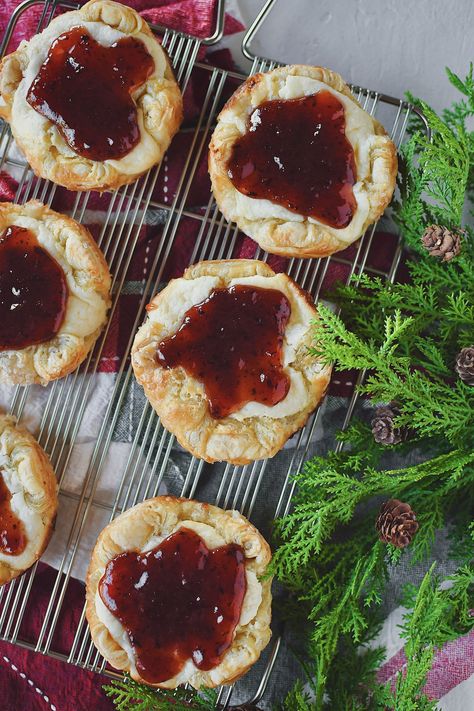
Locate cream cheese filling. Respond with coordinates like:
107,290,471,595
222,74,376,242
0,454,45,570
147,273,319,420
11,12,167,174
95,521,263,684
3,214,108,341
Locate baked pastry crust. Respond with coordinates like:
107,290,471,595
209,65,398,258
86,495,272,688
0,200,111,384
0,415,58,586
0,0,183,192
131,259,331,464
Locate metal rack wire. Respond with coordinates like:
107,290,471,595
0,0,428,705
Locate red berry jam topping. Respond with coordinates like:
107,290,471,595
0,473,27,556
99,527,246,684
26,27,155,161
157,285,291,419
227,91,358,229
0,225,67,351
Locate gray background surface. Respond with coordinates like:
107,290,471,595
225,0,473,113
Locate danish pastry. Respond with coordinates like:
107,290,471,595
0,415,58,586
0,0,183,192
0,200,111,384
86,496,272,688
131,259,331,464
209,65,397,258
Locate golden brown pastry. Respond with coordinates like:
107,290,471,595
131,259,331,464
0,415,58,586
86,496,272,688
209,65,397,258
0,200,111,384
0,0,183,192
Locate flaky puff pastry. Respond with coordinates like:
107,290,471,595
209,65,397,258
131,259,331,464
0,415,58,586
0,0,183,192
0,200,111,385
86,496,272,688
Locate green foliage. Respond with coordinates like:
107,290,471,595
272,424,474,580
274,65,474,711
329,64,474,389
103,676,218,711
278,557,474,711
442,64,474,207
443,64,474,128
330,273,474,356
322,636,389,711
282,679,315,711
383,565,474,711
395,91,470,245
311,304,474,447
270,421,474,708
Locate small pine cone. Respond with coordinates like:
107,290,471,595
371,404,404,446
421,224,462,262
376,499,419,548
455,346,474,386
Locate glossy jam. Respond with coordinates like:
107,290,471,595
227,91,357,228
0,226,68,351
99,527,246,683
0,473,27,556
26,27,155,161
157,285,291,419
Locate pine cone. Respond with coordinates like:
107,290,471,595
455,346,474,385
371,404,404,446
421,225,462,262
376,499,419,548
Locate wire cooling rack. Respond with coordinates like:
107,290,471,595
0,0,429,705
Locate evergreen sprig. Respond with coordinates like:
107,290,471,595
273,65,474,710
271,425,474,581
278,562,474,711
103,676,218,711
383,564,474,711
395,94,470,246
269,422,474,707
442,63,474,207
310,304,474,447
